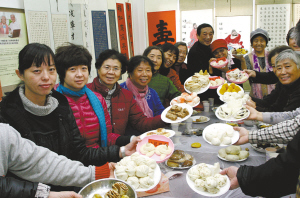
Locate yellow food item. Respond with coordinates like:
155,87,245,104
227,87,233,92
223,83,228,89
203,70,208,75
199,70,203,75
121,196,129,198
92,194,102,198
235,85,241,92
191,142,201,148
230,83,235,88
219,87,226,95
232,88,238,93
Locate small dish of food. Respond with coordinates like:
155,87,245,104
218,145,249,162
161,104,193,123
165,150,196,169
191,116,210,123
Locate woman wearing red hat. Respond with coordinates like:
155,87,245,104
209,39,247,76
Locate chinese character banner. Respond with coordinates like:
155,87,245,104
147,10,176,46
116,3,129,59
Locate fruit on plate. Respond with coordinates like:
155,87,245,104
232,48,248,55
219,83,241,95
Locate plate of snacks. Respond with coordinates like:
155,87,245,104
186,162,230,197
191,116,210,123
165,150,196,169
140,128,175,139
136,135,174,163
256,122,272,129
220,91,250,104
251,143,283,153
79,178,137,198
184,70,210,94
203,123,239,146
215,100,250,122
209,76,225,89
217,83,244,97
218,146,249,162
226,68,249,84
161,104,193,123
231,48,248,57
114,152,161,192
210,57,228,68
170,92,200,107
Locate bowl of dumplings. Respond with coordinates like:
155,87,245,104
226,68,249,84
186,162,230,196
203,123,239,146
215,100,250,122
78,178,137,198
218,145,249,162
114,152,161,192
209,76,225,89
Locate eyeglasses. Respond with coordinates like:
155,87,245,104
102,66,121,72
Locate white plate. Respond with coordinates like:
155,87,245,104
165,158,196,169
186,164,230,197
140,129,175,139
217,154,248,162
114,155,161,192
251,143,283,153
215,104,250,122
170,96,200,107
203,123,240,146
226,71,249,84
217,84,244,97
184,76,210,94
161,103,193,123
191,116,210,124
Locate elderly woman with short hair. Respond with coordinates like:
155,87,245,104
247,49,300,112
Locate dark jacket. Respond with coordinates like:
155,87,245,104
0,176,38,198
0,87,121,166
237,125,300,197
249,71,279,84
252,77,300,112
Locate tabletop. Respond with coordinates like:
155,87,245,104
143,108,294,198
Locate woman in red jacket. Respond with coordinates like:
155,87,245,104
55,44,137,147
87,49,165,136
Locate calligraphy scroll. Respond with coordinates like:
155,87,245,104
91,11,109,59
108,10,119,51
116,3,129,59
147,10,176,46
125,3,134,56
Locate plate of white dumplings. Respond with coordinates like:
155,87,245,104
203,123,239,146
114,152,161,192
186,162,230,196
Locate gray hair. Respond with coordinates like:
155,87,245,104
174,42,188,54
275,49,300,69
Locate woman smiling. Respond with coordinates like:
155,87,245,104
120,56,164,117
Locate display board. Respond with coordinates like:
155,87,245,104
257,4,291,51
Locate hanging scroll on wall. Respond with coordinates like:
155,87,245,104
91,11,109,59
108,10,119,51
257,4,291,51
294,4,300,26
125,2,134,56
147,10,176,46
116,3,129,59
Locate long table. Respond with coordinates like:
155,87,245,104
144,110,288,198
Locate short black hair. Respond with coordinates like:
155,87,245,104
196,23,214,36
174,42,188,55
95,49,128,74
143,46,165,69
55,43,92,84
127,56,154,76
268,45,292,66
18,43,55,74
160,42,179,64
286,27,295,45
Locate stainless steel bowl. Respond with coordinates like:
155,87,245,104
78,178,137,198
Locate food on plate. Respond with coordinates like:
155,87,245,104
221,91,250,104
155,144,173,160
188,162,227,194
93,194,102,198
218,100,249,120
115,153,157,189
210,57,227,67
218,146,249,161
219,83,241,95
194,116,208,122
205,126,235,146
209,76,223,87
185,70,210,93
166,105,189,121
191,142,201,148
226,68,249,82
112,182,129,196
104,190,119,198
171,92,200,106
166,150,194,168
232,47,248,55
140,143,155,157
121,196,129,198
146,128,171,137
